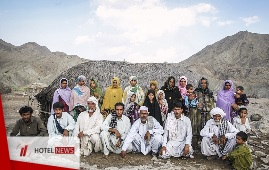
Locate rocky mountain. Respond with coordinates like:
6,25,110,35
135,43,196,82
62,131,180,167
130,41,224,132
1,30,268,99
181,31,269,98
35,31,269,112
0,39,88,93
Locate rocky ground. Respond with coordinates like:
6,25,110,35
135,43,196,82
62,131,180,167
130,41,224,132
2,94,269,169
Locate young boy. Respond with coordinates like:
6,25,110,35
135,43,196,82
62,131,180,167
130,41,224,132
233,108,252,134
234,86,249,106
184,84,200,148
184,84,197,115
225,131,252,170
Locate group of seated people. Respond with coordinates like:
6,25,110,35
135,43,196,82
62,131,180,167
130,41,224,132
9,75,253,170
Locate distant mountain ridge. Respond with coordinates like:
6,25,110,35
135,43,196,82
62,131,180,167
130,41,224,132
181,31,269,98
1,31,269,100
0,39,88,92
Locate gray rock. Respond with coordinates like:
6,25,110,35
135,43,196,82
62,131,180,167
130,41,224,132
250,114,263,121
261,155,269,164
254,151,267,157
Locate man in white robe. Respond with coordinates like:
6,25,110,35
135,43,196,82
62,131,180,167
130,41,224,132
120,106,163,158
200,107,239,160
47,102,76,147
74,96,104,156
159,101,193,159
100,102,132,156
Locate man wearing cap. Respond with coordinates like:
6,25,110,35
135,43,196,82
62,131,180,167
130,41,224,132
100,102,132,157
159,101,194,159
74,96,104,156
200,107,239,160
120,106,164,158
122,76,145,106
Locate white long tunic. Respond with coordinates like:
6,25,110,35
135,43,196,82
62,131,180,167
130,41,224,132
47,112,76,147
200,119,239,157
100,114,131,155
233,116,251,133
122,116,164,155
74,111,104,156
161,114,193,158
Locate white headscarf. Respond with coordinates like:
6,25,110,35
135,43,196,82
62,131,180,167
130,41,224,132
87,96,100,113
124,92,136,113
210,107,225,118
156,90,165,99
129,76,138,83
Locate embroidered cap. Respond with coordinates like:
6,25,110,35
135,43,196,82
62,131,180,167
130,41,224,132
139,106,149,113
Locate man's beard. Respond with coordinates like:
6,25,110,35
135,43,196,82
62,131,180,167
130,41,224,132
214,120,221,126
141,118,147,123
22,118,30,123
88,108,96,112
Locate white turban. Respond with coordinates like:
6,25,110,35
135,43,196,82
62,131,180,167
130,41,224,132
210,107,225,118
87,96,100,113
138,106,149,113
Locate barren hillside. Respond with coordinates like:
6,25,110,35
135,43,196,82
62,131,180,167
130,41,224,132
0,39,88,93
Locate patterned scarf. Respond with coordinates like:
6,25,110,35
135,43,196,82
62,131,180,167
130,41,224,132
130,85,139,93
218,119,229,137
217,119,229,154
109,111,117,128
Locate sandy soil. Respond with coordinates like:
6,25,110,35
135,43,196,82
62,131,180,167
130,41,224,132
2,94,269,169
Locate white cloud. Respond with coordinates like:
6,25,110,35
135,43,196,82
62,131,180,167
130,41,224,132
242,16,260,26
217,20,234,26
72,1,219,63
74,35,93,45
95,2,217,44
104,46,127,56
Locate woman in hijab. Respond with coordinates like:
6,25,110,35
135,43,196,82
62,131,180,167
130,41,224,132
102,77,123,118
216,80,238,122
69,75,91,113
160,76,182,113
194,77,215,127
143,89,162,126
90,78,102,108
51,78,72,114
156,90,168,125
123,92,140,125
178,76,188,98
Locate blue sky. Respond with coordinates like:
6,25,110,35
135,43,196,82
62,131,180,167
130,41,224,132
0,0,268,63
